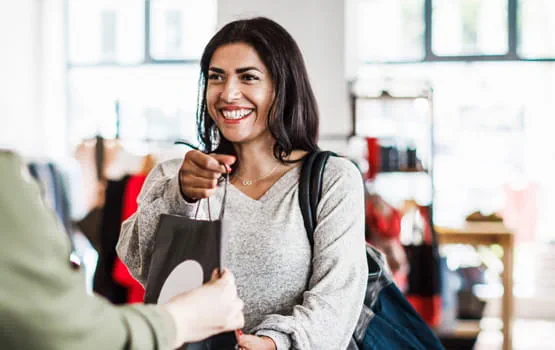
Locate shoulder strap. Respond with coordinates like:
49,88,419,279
299,151,335,247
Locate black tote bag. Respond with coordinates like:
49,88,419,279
144,176,237,350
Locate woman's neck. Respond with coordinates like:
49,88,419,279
233,140,281,179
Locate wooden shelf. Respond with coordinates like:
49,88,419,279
436,223,514,350
444,320,482,338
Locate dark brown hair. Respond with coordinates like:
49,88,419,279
196,17,319,162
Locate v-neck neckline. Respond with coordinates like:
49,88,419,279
228,163,301,204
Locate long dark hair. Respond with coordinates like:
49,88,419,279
196,17,319,163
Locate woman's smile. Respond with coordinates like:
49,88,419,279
219,106,255,124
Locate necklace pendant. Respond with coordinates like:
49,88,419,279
242,179,253,186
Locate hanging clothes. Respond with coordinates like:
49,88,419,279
366,194,402,240
365,193,409,290
402,205,442,328
365,137,381,180
113,174,148,303
93,176,130,304
27,162,72,236
28,163,57,217
47,163,72,235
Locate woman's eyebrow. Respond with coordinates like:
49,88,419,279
208,67,225,74
209,66,263,74
236,67,263,74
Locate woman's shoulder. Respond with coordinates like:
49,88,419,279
325,155,363,181
317,155,365,197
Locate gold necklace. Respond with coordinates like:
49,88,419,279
234,163,280,186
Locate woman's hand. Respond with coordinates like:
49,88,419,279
237,334,277,350
179,150,236,200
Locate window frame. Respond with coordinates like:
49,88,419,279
363,0,555,64
65,0,202,68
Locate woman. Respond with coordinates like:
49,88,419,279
117,17,367,350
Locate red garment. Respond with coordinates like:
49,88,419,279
121,175,147,222
406,295,442,327
113,174,147,303
365,137,381,180
365,195,401,240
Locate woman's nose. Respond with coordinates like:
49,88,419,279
220,79,241,102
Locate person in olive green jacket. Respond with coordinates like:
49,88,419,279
0,151,244,350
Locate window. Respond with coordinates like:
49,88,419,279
67,0,145,64
357,0,425,62
432,0,508,56
67,0,217,64
355,0,555,62
518,0,555,58
66,0,217,145
149,0,217,60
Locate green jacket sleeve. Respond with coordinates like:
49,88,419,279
0,151,176,350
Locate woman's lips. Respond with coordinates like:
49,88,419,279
219,108,254,124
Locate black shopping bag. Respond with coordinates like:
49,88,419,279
144,177,236,350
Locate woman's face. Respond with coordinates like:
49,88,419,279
206,42,275,146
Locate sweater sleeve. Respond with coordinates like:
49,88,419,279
0,151,176,350
251,158,368,349
116,159,198,285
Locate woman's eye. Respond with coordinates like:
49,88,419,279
208,74,223,81
241,74,259,81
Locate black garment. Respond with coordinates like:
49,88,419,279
93,176,129,304
76,207,103,253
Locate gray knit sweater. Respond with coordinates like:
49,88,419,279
116,156,368,350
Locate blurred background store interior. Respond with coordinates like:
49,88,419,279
2,1,555,349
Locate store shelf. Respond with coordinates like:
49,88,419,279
451,320,482,338
438,320,482,350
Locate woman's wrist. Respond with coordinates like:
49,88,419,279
177,170,198,203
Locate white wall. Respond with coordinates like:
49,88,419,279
39,0,68,159
0,0,66,159
0,0,41,155
217,0,351,152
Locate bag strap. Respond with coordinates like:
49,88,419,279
194,171,229,221
299,151,335,247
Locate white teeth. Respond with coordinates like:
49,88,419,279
222,109,252,119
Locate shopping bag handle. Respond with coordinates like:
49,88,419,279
193,169,229,222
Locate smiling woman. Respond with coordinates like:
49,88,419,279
117,17,368,350
205,43,274,145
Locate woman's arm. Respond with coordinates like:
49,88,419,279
251,158,368,350
116,159,196,285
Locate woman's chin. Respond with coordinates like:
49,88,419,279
219,131,248,144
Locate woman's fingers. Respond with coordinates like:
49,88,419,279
180,151,236,199
180,173,218,189
181,160,222,179
188,151,235,173
211,154,236,169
